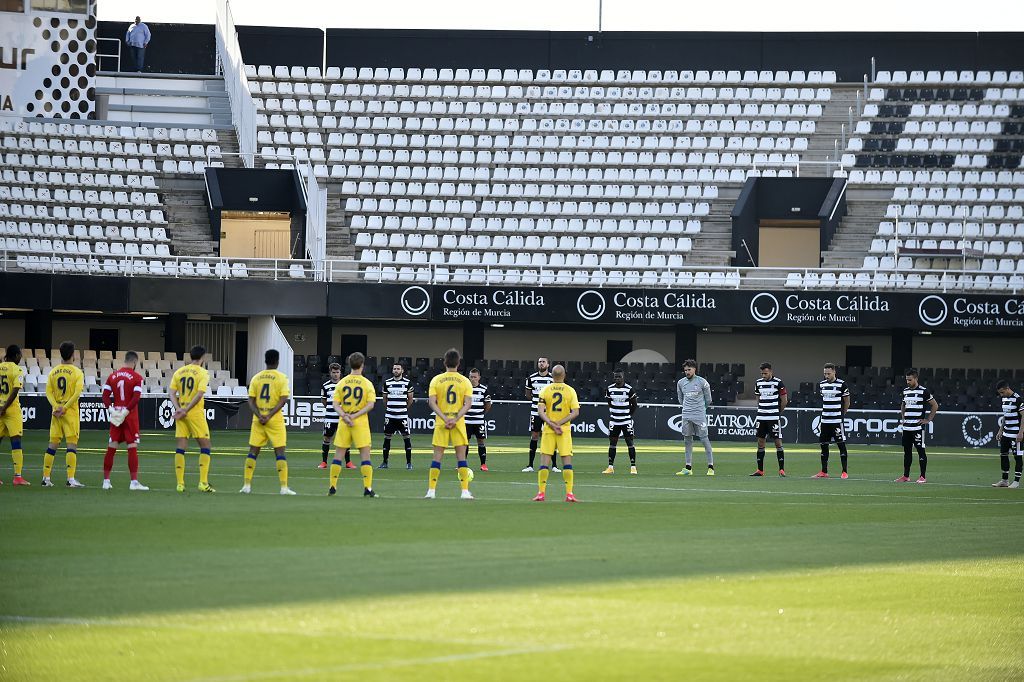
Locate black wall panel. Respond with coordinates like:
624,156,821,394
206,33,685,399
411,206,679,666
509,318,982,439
224,281,326,316
97,21,215,74
237,26,323,68
0,273,51,310
51,274,128,312
129,278,225,315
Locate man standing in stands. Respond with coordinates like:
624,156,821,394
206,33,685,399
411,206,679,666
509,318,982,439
125,16,151,73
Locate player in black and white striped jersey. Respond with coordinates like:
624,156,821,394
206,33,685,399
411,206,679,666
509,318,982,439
523,357,558,473
380,362,414,470
897,368,938,484
814,362,851,479
751,362,788,477
319,363,351,469
993,379,1023,488
466,368,492,471
602,370,639,475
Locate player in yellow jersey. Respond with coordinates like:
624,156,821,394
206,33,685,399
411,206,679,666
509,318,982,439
424,348,475,500
170,345,216,493
0,344,27,486
43,341,85,488
534,365,581,503
328,352,378,498
242,349,294,495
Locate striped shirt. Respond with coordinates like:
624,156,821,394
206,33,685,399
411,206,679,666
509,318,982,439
677,375,712,421
817,378,850,425
901,386,934,431
1000,392,1023,437
605,383,637,427
321,379,340,425
465,384,491,426
384,376,413,420
755,377,786,422
526,372,554,417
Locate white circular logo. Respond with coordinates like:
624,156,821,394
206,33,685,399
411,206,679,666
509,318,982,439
811,415,822,436
918,295,948,327
577,290,606,321
157,399,176,429
400,286,430,317
667,414,685,433
750,292,780,324
961,415,994,447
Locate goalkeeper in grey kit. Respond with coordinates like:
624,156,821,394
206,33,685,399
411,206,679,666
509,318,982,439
676,359,715,476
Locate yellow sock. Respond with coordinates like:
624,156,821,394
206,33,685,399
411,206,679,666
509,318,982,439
563,467,574,495
198,451,211,485
428,463,440,490
276,458,288,488
329,461,342,488
538,466,549,494
244,455,256,484
457,465,470,491
174,450,186,486
43,449,55,478
12,449,23,476
360,462,373,491
66,449,77,480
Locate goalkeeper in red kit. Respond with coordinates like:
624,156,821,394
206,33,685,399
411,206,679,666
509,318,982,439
101,351,149,491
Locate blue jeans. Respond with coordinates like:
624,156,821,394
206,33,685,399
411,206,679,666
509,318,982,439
129,45,145,72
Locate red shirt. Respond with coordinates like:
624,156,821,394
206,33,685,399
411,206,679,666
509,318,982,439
103,367,144,412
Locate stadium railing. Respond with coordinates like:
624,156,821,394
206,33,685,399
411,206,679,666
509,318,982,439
215,0,257,168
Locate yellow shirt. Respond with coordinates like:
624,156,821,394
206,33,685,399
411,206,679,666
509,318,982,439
539,382,580,433
0,361,24,412
171,364,209,415
429,371,473,419
332,374,376,425
46,364,85,413
249,368,290,423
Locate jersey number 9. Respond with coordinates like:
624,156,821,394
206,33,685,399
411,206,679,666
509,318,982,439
57,375,68,395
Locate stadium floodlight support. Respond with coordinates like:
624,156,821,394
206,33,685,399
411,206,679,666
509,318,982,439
215,0,257,169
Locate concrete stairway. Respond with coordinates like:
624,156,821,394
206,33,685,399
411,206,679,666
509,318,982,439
801,84,864,177
821,186,892,269
95,72,232,127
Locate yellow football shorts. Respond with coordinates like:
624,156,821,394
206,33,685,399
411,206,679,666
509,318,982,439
540,428,574,458
49,411,80,444
175,412,210,439
334,419,372,450
432,419,468,448
249,417,287,448
0,409,23,438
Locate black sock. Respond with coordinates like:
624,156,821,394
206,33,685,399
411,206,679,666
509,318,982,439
776,448,785,470
685,464,692,470
321,442,329,464
1001,454,1011,481
607,445,616,466
819,443,829,473
382,437,391,464
1014,455,1023,481
756,448,765,470
627,443,636,466
838,442,848,473
404,438,412,465
916,445,927,478
903,445,912,477
528,438,538,468
478,444,486,465
344,450,351,465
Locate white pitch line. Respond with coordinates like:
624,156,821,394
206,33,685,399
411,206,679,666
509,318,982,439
182,645,571,682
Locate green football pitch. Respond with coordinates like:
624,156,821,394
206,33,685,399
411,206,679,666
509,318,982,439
1,430,1022,681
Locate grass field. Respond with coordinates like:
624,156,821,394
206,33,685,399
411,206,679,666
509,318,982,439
1,429,1022,681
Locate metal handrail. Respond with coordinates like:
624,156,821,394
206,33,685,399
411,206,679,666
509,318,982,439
95,37,121,73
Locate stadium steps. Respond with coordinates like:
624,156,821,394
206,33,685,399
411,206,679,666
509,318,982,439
802,84,864,177
326,191,354,258
96,72,232,127
821,187,893,268
160,177,219,257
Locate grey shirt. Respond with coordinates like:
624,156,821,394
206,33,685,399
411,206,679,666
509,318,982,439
677,375,712,421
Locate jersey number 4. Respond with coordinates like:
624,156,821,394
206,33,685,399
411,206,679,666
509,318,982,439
259,383,272,402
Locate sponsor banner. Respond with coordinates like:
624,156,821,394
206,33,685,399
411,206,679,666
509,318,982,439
15,397,1006,449
386,285,1024,331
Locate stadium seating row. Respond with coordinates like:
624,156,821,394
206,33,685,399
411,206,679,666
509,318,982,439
352,220,702,238
362,266,739,288
0,120,219,142
249,65,839,85
787,270,1024,292
874,70,1024,85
